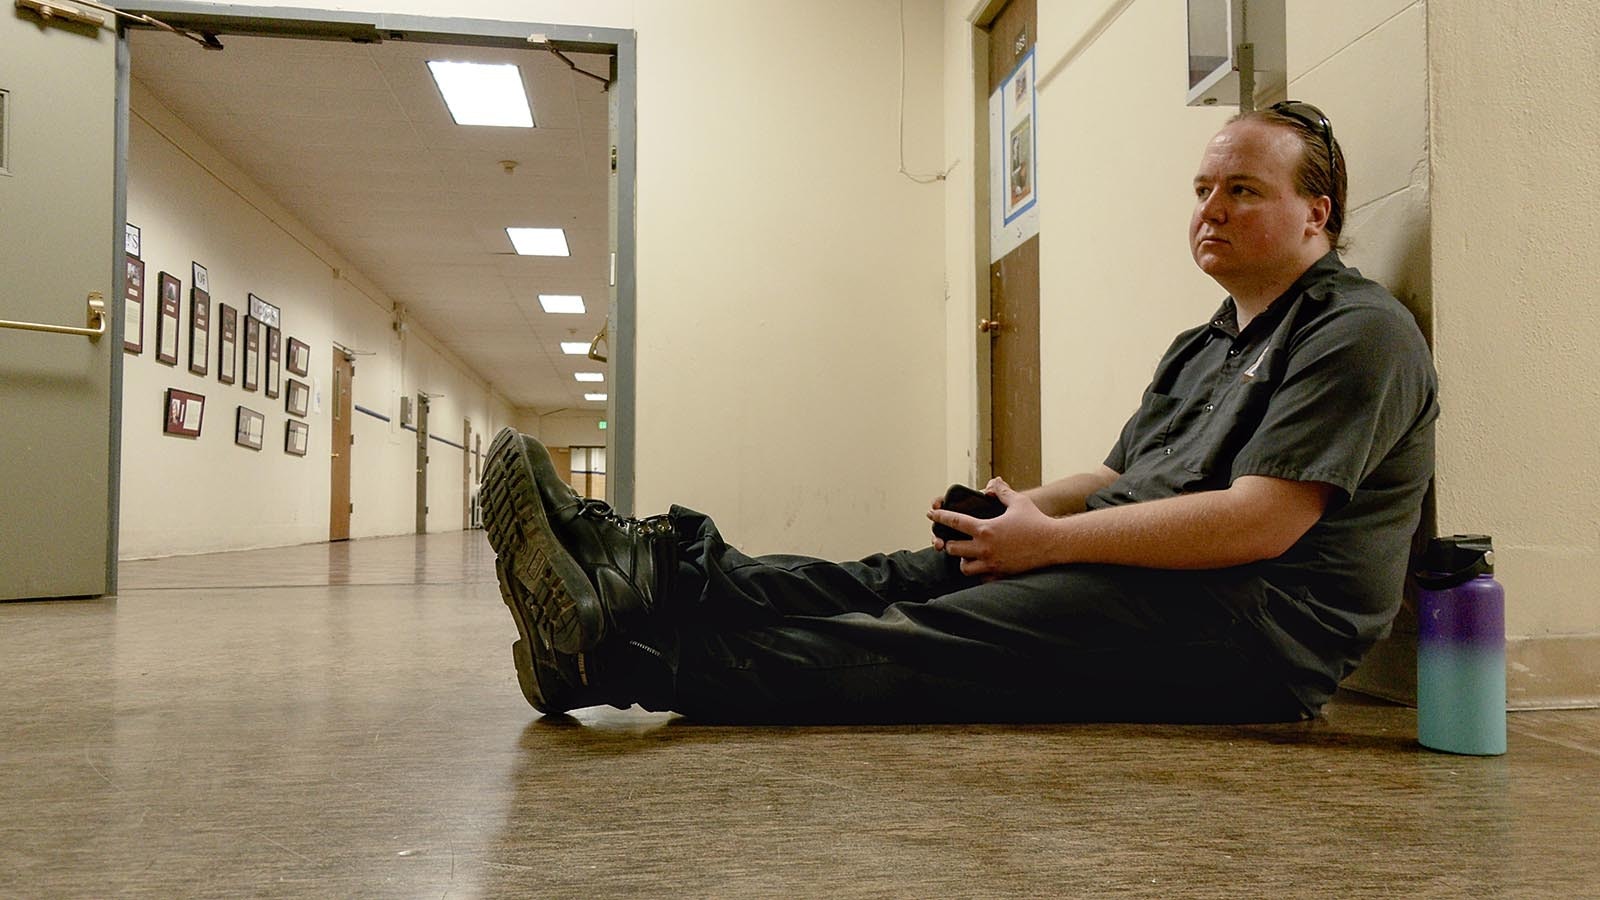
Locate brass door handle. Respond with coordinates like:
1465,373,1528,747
333,452,341,458
979,318,1002,334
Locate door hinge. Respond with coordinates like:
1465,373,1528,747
349,433,355,445
349,502,354,514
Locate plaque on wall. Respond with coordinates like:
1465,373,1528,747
285,379,309,418
163,388,205,437
265,326,282,399
124,222,141,259
243,316,261,392
191,261,209,295
217,303,238,385
123,256,145,354
247,292,281,330
155,272,181,366
188,283,210,377
286,337,310,377
285,419,309,457
234,406,265,450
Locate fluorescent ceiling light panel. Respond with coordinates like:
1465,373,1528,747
538,294,586,314
507,227,570,257
427,61,534,127
560,342,590,355
584,393,608,402
574,372,605,383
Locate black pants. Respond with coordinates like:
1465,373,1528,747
612,507,1307,725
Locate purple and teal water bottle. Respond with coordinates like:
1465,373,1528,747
1415,534,1506,756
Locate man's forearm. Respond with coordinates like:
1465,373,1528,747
1023,467,1120,518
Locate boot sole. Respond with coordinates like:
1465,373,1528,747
497,557,555,713
482,428,603,654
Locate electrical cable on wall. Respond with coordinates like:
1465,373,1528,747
898,0,958,184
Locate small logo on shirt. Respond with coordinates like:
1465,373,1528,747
1242,347,1270,381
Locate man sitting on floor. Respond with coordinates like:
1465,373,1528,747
482,102,1437,724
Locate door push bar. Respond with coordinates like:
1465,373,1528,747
0,292,107,339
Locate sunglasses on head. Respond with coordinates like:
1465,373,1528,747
1269,100,1337,171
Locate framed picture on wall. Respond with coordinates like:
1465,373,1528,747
124,222,142,259
217,303,238,385
248,292,281,330
285,419,309,457
191,261,209,294
285,379,310,417
243,315,261,392
163,388,205,437
155,272,181,365
235,406,265,450
265,326,282,399
123,256,145,354
188,283,210,376
286,337,310,377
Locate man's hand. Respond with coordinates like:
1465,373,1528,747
928,478,1064,578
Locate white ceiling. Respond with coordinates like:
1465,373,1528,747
127,30,614,412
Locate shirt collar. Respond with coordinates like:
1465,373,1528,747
1205,251,1347,338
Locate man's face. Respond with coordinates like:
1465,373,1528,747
1189,120,1327,284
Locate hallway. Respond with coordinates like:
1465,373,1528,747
3,532,1597,897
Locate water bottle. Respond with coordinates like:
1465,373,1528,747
1415,534,1506,756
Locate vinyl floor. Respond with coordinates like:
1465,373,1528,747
2,531,1597,899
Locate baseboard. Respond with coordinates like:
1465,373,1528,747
1341,631,1600,710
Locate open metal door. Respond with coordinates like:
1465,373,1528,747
0,8,121,600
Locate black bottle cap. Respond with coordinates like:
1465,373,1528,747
1415,534,1494,590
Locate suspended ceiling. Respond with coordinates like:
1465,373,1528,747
127,28,614,412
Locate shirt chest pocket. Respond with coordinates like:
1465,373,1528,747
1176,372,1278,478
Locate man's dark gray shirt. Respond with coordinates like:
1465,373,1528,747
1089,252,1439,710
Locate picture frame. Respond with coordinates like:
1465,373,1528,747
285,378,310,418
124,222,141,259
155,271,181,366
163,388,205,437
286,337,310,377
285,419,309,457
265,326,282,399
188,283,210,376
123,256,145,354
191,261,209,294
217,303,238,385
234,406,265,450
243,315,262,392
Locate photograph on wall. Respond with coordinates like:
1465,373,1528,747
163,388,205,438
285,419,309,457
123,256,145,354
286,337,310,377
155,272,182,365
217,303,238,385
999,47,1037,225
248,292,281,330
265,326,282,399
234,406,265,451
285,379,310,418
189,284,210,377
243,315,261,392
191,261,209,295
125,222,141,259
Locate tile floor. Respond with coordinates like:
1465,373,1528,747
2,531,1596,898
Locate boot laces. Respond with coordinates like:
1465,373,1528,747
575,498,674,537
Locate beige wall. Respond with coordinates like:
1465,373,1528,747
123,80,514,557
1431,1,1600,646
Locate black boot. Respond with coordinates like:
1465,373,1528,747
483,429,678,655
496,559,623,714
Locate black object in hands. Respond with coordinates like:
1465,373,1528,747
933,484,1006,541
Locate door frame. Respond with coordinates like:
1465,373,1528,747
967,0,1003,482
116,4,641,516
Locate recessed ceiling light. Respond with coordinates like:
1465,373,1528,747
538,294,585,314
560,341,589,355
584,393,608,402
507,228,570,257
574,372,604,383
426,61,534,128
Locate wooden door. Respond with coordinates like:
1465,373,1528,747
461,418,471,530
328,350,354,541
983,0,1041,489
0,9,119,599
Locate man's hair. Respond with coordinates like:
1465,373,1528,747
1232,106,1348,251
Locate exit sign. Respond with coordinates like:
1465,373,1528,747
598,420,607,430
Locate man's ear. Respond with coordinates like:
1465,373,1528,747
1305,195,1332,236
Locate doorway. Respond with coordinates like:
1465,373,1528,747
329,348,354,541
